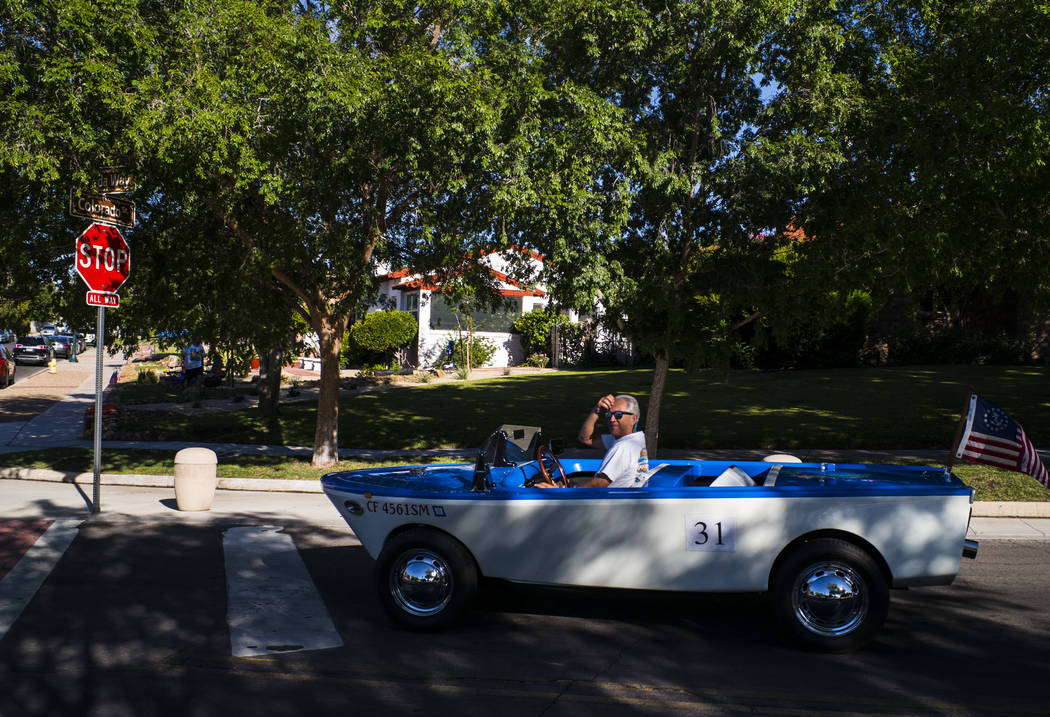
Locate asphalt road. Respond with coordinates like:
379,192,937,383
2,340,80,388
1,517,1047,717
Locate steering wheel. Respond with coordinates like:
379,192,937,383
536,444,568,487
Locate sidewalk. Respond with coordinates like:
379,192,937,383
0,348,124,448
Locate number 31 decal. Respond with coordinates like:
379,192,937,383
685,515,736,551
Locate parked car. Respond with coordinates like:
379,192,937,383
82,331,96,346
40,323,57,336
323,425,978,653
13,335,54,365
0,329,15,343
53,334,85,356
0,344,15,387
48,335,73,358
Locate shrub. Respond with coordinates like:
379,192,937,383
888,328,1040,366
522,353,550,368
450,335,497,368
512,310,573,358
345,310,417,366
136,368,158,383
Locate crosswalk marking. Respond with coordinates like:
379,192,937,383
0,519,82,641
223,525,343,657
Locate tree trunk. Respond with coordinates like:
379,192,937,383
312,313,348,468
258,348,283,418
646,353,670,458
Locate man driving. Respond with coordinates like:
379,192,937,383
536,393,648,488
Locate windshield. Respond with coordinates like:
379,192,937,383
483,425,542,465
20,337,47,346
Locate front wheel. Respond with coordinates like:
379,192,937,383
771,538,889,652
374,528,478,630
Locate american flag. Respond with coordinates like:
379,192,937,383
955,394,1049,488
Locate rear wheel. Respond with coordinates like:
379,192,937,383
771,538,889,652
374,528,478,630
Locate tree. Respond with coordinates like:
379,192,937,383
1,0,628,465
530,0,835,455
0,0,160,333
787,1,1050,330
124,0,630,465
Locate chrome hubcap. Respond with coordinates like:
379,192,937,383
390,550,453,617
792,560,868,637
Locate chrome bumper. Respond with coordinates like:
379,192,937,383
963,539,979,560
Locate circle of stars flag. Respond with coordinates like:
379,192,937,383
954,394,1049,488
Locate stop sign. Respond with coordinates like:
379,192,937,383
75,222,130,293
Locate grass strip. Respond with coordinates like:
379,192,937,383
0,449,460,481
1,448,1045,501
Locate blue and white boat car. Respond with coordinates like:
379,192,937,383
322,425,978,652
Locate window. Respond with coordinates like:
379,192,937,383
401,292,419,318
429,295,522,332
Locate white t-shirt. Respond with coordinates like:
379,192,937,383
184,343,204,370
598,432,649,487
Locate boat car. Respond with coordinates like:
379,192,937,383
322,425,979,652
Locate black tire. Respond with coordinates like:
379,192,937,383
374,528,478,630
771,538,889,653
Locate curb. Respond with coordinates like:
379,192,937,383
0,467,322,493
969,501,1050,518
3,466,1048,515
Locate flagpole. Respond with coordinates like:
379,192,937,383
946,387,974,470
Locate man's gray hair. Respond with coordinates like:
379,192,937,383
616,394,641,417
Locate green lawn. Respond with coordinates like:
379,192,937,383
114,364,1050,452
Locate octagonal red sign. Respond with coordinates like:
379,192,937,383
75,223,130,293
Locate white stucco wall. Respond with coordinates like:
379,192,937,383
369,253,551,368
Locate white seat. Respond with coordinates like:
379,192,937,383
763,453,802,463
710,465,756,487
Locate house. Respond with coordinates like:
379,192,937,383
374,251,551,368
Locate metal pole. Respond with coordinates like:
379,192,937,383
92,305,105,513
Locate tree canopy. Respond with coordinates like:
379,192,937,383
2,0,1047,460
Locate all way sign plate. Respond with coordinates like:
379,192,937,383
86,291,119,308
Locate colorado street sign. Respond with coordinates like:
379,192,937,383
70,192,136,228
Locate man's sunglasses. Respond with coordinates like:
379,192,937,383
607,410,634,420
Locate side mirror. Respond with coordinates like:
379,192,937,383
549,438,564,456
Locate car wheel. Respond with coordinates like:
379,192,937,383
771,538,889,653
374,528,478,630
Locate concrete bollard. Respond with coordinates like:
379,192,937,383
174,447,218,511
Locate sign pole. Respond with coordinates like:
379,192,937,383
92,305,105,513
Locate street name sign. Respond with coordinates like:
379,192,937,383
94,167,134,194
70,192,136,228
75,223,131,293
86,291,120,308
